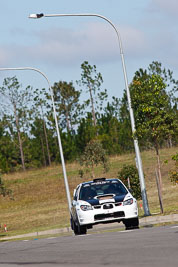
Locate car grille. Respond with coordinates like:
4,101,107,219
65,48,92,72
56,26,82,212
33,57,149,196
94,202,122,209
94,205,101,209
94,211,125,221
103,203,113,209
115,202,122,206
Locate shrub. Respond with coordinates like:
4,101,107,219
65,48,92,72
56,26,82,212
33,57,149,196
170,153,178,184
118,164,142,200
0,173,13,199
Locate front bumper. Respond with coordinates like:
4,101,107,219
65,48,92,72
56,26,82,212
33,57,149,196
77,201,138,226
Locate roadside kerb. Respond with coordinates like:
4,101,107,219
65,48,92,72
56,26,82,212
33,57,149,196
140,213,178,226
0,227,72,241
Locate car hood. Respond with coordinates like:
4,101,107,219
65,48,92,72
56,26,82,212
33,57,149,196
86,194,127,206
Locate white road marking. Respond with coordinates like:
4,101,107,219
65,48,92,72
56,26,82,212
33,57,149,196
171,226,178,229
74,234,91,237
120,230,134,233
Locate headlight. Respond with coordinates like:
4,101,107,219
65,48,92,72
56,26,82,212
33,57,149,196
80,205,93,211
123,198,134,205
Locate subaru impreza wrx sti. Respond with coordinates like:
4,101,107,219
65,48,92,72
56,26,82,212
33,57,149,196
70,177,139,235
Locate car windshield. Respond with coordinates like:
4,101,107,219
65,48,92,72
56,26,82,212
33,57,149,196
79,180,128,201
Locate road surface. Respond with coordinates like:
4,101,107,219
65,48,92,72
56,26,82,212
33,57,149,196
0,225,178,266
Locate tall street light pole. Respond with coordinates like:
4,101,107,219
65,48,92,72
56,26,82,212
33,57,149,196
29,13,150,216
0,67,71,212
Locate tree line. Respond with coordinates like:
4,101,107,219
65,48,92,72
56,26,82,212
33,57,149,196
0,61,177,173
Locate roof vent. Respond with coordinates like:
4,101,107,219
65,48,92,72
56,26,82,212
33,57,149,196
93,178,106,182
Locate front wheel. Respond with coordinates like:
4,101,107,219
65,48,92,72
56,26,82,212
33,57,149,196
124,217,139,230
78,224,87,235
71,218,79,235
72,217,87,235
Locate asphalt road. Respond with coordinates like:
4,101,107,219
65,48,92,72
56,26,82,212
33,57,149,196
0,225,178,267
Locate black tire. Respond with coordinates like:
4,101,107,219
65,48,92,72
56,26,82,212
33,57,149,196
124,217,139,230
71,218,79,235
72,217,87,235
78,225,87,235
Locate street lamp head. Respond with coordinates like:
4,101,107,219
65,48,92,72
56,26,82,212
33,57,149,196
29,13,44,19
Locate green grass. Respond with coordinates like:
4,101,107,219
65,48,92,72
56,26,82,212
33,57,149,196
0,146,177,237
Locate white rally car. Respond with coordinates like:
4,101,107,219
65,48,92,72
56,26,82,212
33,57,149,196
70,177,139,235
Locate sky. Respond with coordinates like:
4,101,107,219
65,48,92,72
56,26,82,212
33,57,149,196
0,0,178,101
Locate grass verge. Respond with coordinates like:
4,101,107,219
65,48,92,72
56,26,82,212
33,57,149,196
0,146,177,237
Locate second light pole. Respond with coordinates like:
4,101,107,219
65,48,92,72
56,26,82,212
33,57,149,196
0,67,71,212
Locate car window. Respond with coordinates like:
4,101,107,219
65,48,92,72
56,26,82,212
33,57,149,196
79,180,128,201
74,185,80,200
79,186,96,200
